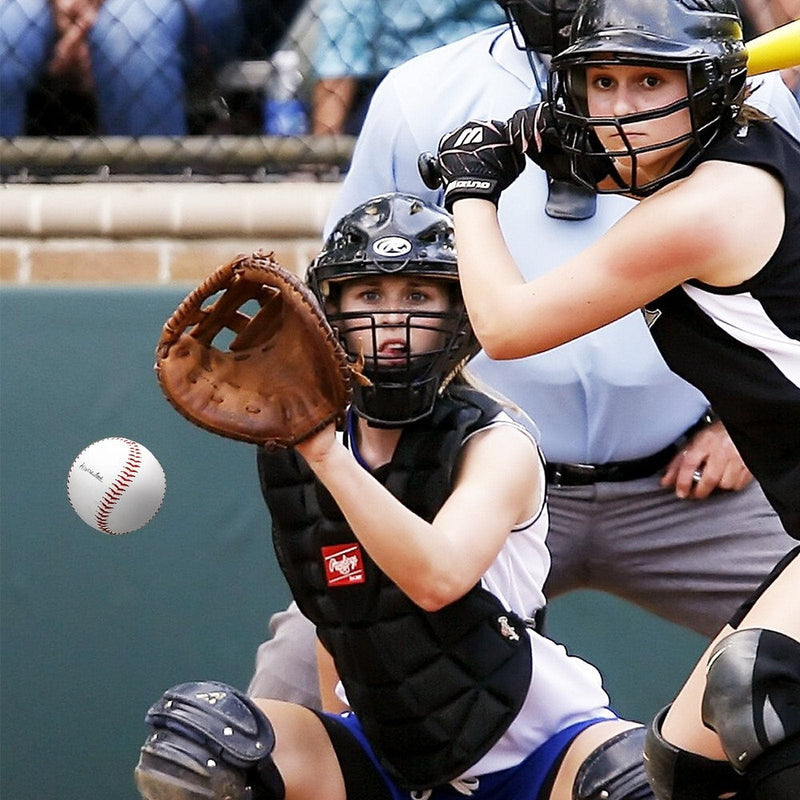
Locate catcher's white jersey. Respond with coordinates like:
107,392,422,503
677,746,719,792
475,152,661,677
339,411,617,779
464,415,616,777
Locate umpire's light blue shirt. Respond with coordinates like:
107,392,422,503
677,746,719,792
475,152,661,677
327,26,800,465
313,0,505,79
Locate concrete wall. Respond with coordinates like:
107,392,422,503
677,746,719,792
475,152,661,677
1,182,339,284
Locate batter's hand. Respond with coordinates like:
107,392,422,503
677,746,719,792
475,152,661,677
421,119,525,211
660,420,753,500
507,102,572,182
508,102,614,185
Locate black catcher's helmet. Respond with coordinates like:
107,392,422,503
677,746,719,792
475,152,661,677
307,193,480,427
549,0,748,196
495,0,581,55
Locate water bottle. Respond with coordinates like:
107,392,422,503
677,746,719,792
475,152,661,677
263,50,309,135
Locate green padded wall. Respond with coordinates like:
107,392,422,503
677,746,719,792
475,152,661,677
0,287,706,799
1,287,290,799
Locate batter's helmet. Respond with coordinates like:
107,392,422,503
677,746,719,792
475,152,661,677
549,0,748,195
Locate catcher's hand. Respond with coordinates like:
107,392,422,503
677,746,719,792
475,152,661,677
418,118,525,211
155,252,360,450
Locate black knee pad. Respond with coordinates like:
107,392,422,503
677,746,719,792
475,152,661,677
134,680,285,800
702,628,800,774
573,725,653,800
643,706,753,800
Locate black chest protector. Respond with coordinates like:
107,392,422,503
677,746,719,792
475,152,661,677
257,385,533,789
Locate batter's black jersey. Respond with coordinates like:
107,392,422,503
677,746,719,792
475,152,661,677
644,120,800,538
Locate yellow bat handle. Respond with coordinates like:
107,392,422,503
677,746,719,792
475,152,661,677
746,19,800,76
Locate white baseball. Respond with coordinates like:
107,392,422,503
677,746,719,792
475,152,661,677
67,438,166,535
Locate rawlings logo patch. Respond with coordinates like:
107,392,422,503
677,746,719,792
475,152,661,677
372,236,412,258
322,543,366,586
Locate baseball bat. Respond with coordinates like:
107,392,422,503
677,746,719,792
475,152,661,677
746,19,800,76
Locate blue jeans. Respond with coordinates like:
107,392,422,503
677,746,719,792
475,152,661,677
0,0,53,136
0,0,243,136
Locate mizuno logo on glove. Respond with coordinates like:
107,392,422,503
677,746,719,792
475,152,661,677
452,127,485,147
448,179,494,192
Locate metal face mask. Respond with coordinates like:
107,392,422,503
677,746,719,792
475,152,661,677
549,0,747,196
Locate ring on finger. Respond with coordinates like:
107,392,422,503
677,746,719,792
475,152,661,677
691,469,703,485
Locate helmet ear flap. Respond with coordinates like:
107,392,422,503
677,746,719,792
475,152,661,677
687,55,747,144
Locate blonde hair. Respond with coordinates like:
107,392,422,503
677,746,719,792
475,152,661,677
445,368,542,443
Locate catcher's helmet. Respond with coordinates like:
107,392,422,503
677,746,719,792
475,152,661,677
496,0,580,55
308,193,480,427
549,0,748,196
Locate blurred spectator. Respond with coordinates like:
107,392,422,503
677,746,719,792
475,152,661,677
311,0,505,135
240,0,307,61
0,0,246,137
2,0,53,135
737,0,800,102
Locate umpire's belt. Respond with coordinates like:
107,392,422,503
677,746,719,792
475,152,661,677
545,441,678,487
545,409,719,487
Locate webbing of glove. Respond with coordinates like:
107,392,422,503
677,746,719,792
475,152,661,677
155,251,353,450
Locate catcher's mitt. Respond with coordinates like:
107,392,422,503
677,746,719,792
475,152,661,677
155,252,358,450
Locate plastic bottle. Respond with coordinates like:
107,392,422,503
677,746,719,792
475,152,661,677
263,50,309,136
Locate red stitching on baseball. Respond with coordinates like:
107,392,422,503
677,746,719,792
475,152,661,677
95,438,142,534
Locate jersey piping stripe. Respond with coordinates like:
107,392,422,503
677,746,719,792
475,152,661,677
682,284,800,389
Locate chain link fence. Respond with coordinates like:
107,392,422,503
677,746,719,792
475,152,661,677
1,0,506,183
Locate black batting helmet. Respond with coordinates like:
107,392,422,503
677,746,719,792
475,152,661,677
495,0,581,55
549,0,748,195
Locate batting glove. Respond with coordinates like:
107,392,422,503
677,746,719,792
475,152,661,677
508,101,613,186
507,102,574,183
418,119,525,212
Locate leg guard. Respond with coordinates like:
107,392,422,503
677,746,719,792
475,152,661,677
702,629,800,773
134,681,285,800
644,706,753,800
573,726,653,800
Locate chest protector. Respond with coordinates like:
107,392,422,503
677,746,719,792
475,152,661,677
257,386,533,789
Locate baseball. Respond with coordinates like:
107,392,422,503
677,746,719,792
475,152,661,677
67,438,166,535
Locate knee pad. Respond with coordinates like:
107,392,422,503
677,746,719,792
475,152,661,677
702,628,800,773
573,725,653,800
134,680,285,800
643,706,753,800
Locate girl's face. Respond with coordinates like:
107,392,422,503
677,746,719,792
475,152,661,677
585,64,693,185
336,275,452,365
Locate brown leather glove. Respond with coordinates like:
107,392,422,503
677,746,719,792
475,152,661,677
155,252,358,450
